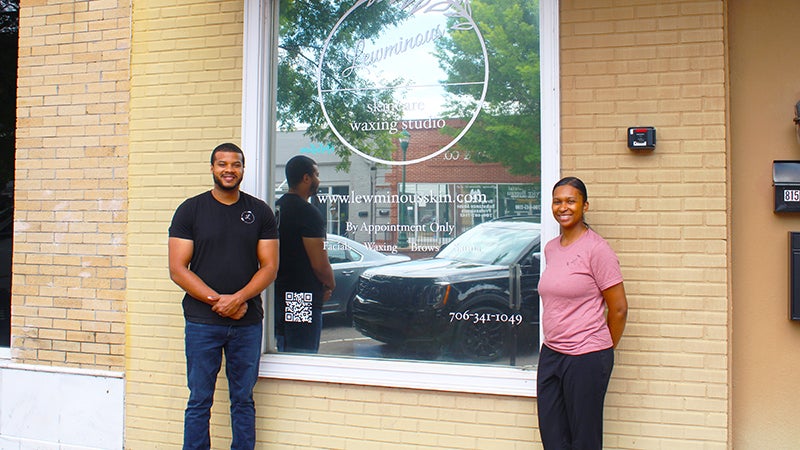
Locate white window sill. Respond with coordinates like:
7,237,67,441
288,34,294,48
259,353,537,397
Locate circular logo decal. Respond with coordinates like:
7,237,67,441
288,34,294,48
317,0,489,166
241,210,255,224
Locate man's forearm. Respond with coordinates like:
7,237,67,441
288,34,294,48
313,265,335,290
170,266,218,305
234,265,278,303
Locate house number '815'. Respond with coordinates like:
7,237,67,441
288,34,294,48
784,189,800,202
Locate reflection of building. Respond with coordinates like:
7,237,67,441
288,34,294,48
274,128,539,250
384,122,540,247
274,130,394,238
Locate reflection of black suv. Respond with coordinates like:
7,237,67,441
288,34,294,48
352,219,540,361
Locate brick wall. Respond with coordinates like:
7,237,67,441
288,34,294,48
13,0,130,370
560,0,728,447
386,124,537,185
125,0,248,446
124,0,730,448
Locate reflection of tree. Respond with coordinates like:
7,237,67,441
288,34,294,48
0,0,17,34
0,0,18,194
435,0,540,176
278,0,406,168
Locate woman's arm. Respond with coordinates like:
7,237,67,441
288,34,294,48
603,282,628,348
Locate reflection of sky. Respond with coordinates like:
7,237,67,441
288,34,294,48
337,9,464,120
317,2,488,165
371,13,447,82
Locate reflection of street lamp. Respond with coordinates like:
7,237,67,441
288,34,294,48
397,130,410,248
369,164,376,241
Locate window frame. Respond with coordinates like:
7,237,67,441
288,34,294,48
242,0,560,397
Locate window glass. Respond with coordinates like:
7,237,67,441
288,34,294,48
0,0,19,348
272,0,541,368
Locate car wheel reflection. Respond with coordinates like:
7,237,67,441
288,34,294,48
451,304,510,362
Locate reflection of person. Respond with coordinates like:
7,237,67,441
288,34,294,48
275,155,335,353
536,176,628,449
168,143,279,450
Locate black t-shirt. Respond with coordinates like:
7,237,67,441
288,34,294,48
169,190,278,326
275,193,326,309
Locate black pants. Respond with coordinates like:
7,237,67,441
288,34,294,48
536,345,614,450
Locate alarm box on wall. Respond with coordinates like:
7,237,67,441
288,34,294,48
773,161,800,212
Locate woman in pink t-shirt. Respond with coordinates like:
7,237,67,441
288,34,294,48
536,177,628,449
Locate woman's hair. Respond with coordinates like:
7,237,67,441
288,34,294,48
553,176,590,228
553,176,588,202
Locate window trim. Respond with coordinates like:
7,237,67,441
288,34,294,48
243,0,560,398
259,353,537,396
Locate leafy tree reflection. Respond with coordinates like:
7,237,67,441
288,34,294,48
277,0,406,169
435,0,541,176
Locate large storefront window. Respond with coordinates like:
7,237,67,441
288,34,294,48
0,0,18,349
269,0,542,369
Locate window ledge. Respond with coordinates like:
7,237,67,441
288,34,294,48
0,359,124,379
259,353,537,397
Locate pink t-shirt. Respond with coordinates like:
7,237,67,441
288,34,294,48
538,228,623,355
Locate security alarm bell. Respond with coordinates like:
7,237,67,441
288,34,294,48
628,127,656,151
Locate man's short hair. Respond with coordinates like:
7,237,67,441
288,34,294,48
210,143,245,166
285,155,317,188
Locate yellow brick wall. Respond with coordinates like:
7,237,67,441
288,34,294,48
126,0,250,447
560,0,728,447
125,0,729,449
13,0,130,370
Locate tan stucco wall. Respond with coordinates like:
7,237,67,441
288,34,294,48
123,0,731,448
729,0,800,447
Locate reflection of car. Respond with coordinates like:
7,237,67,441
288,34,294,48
324,234,410,320
352,219,540,361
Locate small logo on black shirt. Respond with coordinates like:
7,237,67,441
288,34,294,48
241,210,255,224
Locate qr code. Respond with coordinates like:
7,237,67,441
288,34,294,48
284,292,313,323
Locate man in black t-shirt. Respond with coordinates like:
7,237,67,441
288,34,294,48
168,143,278,450
275,155,335,353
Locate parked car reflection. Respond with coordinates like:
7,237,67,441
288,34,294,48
352,219,540,362
324,234,410,321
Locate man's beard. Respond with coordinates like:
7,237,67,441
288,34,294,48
214,174,241,191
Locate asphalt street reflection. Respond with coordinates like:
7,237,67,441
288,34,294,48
319,315,540,367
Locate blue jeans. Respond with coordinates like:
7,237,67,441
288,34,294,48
277,307,322,353
184,321,262,450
